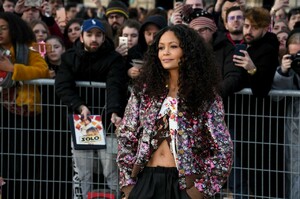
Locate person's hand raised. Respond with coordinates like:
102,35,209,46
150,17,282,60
281,54,292,74
273,0,289,11
14,0,26,14
115,43,128,57
41,0,52,17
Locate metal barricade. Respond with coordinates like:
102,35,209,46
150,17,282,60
0,80,299,199
0,79,116,199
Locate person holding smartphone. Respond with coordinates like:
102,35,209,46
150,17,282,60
126,15,167,80
182,7,246,99
114,19,141,57
15,0,66,45
232,7,281,198
169,0,205,25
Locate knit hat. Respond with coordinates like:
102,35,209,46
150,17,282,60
182,6,217,33
81,18,105,33
106,1,129,19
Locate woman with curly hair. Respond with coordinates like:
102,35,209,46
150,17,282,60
116,24,233,199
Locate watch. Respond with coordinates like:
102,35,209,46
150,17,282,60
247,68,257,75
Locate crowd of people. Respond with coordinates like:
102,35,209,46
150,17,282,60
0,0,300,199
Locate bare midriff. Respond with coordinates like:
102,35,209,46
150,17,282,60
147,139,176,167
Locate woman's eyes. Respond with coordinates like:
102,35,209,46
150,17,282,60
158,45,178,50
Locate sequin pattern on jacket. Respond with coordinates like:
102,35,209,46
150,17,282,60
116,90,233,197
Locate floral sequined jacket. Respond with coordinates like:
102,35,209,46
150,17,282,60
116,89,233,197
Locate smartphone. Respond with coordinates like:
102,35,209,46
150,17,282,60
31,42,52,57
25,0,42,7
119,37,128,48
56,7,67,26
234,44,247,57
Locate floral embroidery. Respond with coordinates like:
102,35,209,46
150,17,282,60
116,91,233,197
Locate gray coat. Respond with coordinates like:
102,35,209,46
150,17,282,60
273,67,300,198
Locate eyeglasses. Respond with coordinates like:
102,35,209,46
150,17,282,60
227,15,244,22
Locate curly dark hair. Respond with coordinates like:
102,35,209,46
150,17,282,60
134,24,221,113
0,12,35,47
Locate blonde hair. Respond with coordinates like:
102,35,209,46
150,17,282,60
287,32,300,46
287,32,300,53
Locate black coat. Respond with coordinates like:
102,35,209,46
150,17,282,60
55,38,127,116
213,31,247,99
246,32,279,97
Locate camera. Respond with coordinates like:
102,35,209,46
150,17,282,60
290,51,300,67
290,51,300,75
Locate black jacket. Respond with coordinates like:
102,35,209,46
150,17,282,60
126,15,168,72
246,32,279,97
55,37,127,116
213,31,247,99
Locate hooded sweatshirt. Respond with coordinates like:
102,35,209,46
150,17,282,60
126,15,168,72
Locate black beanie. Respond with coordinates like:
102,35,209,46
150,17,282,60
106,0,129,19
141,15,168,31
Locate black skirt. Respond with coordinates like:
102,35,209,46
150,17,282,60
128,166,190,199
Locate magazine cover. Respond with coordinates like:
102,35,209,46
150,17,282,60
69,114,106,150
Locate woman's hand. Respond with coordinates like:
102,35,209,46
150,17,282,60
127,66,141,79
186,186,204,199
111,113,122,127
121,185,134,199
116,44,128,57
0,53,13,72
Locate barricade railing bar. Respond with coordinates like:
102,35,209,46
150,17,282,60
0,79,299,199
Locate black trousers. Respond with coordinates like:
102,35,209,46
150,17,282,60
128,166,190,199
